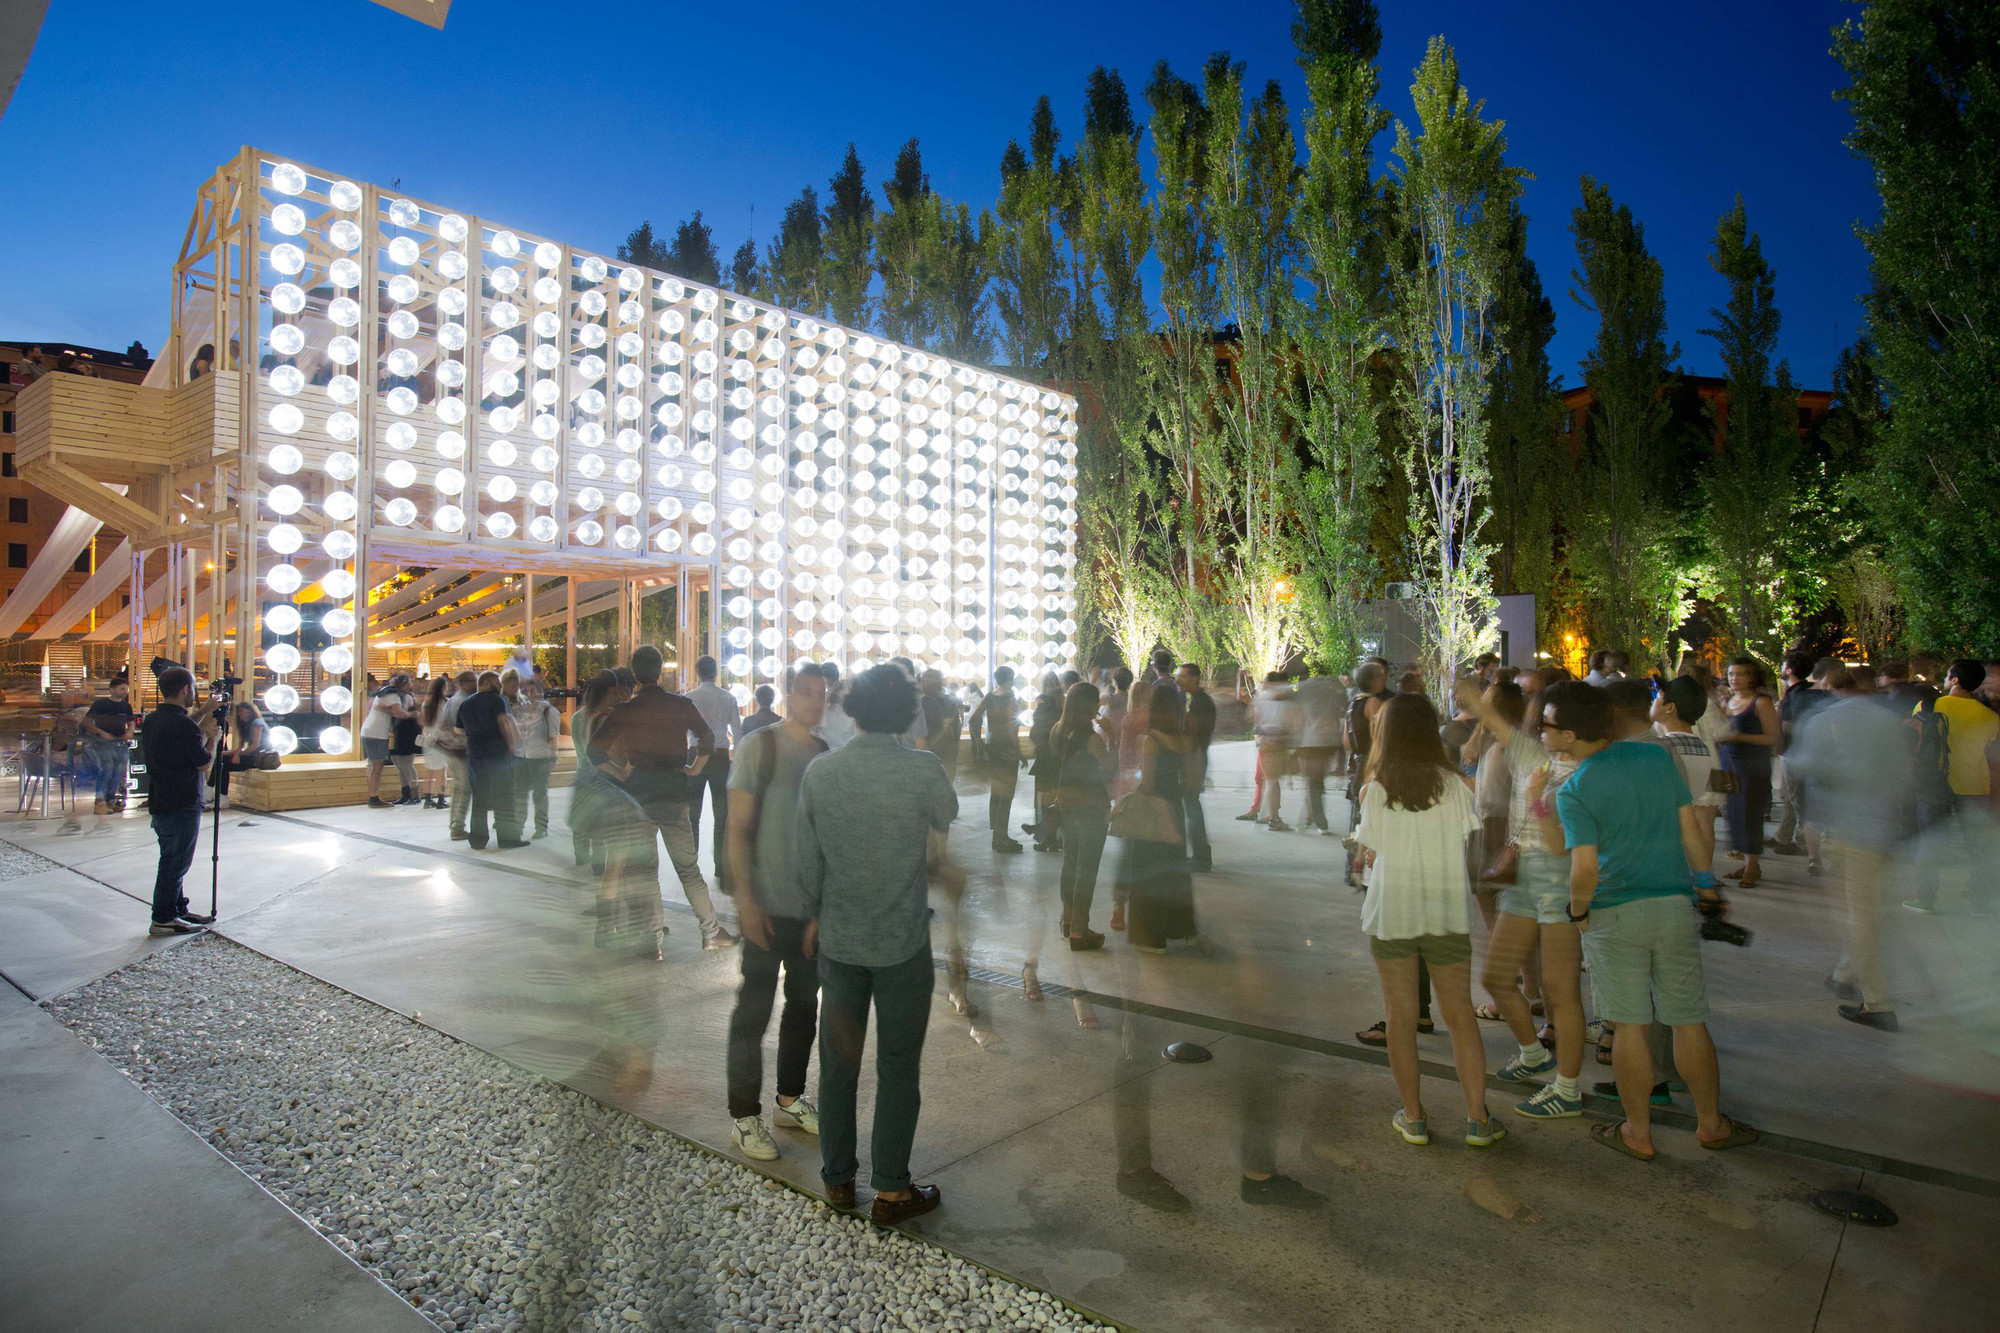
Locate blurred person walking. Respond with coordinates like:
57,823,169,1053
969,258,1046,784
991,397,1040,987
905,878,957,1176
814,662,858,751
437,670,478,838
510,675,562,839
1903,660,1999,916
417,676,451,810
796,664,960,1223
567,670,628,875
915,670,961,778
725,664,830,1162
589,645,733,948
968,666,1026,853
1550,683,1758,1160
1024,671,1066,851
1718,657,1781,886
1175,663,1216,870
736,684,781,740
1120,684,1198,953
1352,692,1503,1148
1294,668,1346,835
1790,665,1909,1030
688,655,742,878
1051,682,1113,950
1252,673,1301,832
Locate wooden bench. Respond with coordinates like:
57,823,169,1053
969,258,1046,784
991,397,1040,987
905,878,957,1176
228,750,577,812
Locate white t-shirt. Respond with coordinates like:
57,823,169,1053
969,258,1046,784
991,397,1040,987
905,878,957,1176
360,690,406,740
1354,776,1479,940
815,699,857,751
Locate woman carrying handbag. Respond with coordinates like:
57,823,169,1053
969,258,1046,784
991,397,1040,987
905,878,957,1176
1116,683,1196,954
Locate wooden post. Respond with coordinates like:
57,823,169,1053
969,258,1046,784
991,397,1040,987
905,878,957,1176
564,575,577,705
617,576,634,662
523,573,535,672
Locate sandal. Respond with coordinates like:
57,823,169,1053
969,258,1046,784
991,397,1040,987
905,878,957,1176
1591,1120,1656,1161
1698,1119,1760,1151
1595,1040,1614,1066
1021,964,1044,1002
1072,996,1099,1029
1108,904,1126,932
1474,1003,1505,1022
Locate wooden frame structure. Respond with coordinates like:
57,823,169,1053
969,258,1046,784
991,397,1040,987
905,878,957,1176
16,148,1081,768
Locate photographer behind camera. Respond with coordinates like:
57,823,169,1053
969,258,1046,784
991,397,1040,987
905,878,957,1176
140,666,221,935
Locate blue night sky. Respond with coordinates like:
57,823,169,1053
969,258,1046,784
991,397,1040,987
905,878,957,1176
0,0,1874,389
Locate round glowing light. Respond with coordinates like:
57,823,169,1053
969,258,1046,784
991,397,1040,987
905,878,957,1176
531,446,560,472
528,515,558,542
325,450,360,481
326,335,359,367
320,608,354,639
322,645,355,674
436,398,466,425
386,312,419,341
485,511,518,538
328,297,361,328
533,241,562,270
488,476,518,502
614,524,641,549
267,403,304,435
439,213,469,243
266,564,302,594
656,528,684,552
438,251,467,281
264,684,300,714
387,273,420,305
269,323,307,359
270,162,307,195
323,530,358,560
532,276,561,305
574,519,604,545
486,440,517,468
385,347,419,379
270,283,306,316
384,459,418,489
434,504,465,532
267,524,302,554
528,480,557,506
490,302,520,329
323,568,357,601
266,643,302,674
267,726,299,755
491,230,521,258
267,484,303,515
434,467,466,496
580,291,607,318
265,604,302,636
319,726,353,754
531,414,558,440
319,685,353,715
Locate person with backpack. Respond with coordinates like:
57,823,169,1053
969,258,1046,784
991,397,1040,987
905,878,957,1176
725,664,831,1163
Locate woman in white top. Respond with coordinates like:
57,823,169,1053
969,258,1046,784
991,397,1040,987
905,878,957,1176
1353,691,1501,1149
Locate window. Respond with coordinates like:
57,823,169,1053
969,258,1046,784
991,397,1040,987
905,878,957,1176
121,593,130,607
1,453,13,478
73,549,92,573
1,410,14,434
6,498,24,523
7,543,26,569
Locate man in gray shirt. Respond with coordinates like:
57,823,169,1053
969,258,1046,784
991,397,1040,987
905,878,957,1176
687,654,742,877
795,664,959,1224
438,669,477,839
725,665,830,1164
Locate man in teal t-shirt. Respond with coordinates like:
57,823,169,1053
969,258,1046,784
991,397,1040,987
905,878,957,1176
1539,681,1757,1163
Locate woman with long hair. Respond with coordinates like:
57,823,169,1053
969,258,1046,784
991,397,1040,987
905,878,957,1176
1718,656,1780,887
1025,670,1066,851
1352,692,1503,1148
418,675,451,808
222,702,268,780
568,670,627,875
1121,682,1197,953
1053,681,1113,952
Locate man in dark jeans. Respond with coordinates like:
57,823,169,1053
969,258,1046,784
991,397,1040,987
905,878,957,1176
724,664,830,1163
796,664,960,1224
140,667,221,935
1176,663,1215,871
687,654,741,878
457,671,524,850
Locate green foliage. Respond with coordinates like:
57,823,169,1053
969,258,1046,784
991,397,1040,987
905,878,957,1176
1388,39,1524,694
616,220,672,270
876,138,936,347
1835,0,2000,655
1566,176,1686,666
664,211,721,286
728,237,760,295
1699,195,1798,655
1485,203,1563,651
993,98,1073,373
764,186,825,316
822,144,875,330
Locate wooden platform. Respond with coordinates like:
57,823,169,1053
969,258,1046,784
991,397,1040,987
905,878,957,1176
228,750,576,812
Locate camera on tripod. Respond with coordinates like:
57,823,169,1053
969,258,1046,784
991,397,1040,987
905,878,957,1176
151,656,243,723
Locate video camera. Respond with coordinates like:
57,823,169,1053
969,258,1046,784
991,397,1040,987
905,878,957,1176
1698,896,1752,947
150,656,244,723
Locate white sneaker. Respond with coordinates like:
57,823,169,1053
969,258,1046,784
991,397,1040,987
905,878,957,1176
774,1097,820,1135
731,1115,779,1160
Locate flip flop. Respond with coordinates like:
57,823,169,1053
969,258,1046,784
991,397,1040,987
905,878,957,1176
1698,1120,1761,1151
1474,1003,1505,1021
1591,1120,1656,1161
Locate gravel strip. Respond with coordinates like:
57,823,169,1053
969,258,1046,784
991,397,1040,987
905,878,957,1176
0,836,64,882
50,938,1116,1333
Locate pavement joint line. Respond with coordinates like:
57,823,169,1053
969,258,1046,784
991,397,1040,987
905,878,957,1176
54,812,2000,1203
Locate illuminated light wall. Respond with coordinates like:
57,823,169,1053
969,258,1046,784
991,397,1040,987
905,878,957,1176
241,153,1078,752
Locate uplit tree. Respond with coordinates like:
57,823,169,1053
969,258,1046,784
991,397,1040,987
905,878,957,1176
993,97,1073,373
764,186,825,316
1388,39,1524,692
1485,204,1563,655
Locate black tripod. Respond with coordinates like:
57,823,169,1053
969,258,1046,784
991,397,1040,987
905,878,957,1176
205,711,231,920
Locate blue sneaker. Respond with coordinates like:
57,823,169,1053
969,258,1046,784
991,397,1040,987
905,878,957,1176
1391,1109,1429,1145
1514,1083,1584,1119
1497,1050,1555,1083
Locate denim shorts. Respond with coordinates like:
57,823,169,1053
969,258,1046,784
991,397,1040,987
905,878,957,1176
1498,848,1570,924
1580,894,1709,1026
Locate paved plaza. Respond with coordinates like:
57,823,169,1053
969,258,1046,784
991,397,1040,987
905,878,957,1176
3,741,1997,1331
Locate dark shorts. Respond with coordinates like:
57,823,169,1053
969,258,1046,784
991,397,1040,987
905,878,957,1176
361,737,391,762
1369,932,1472,965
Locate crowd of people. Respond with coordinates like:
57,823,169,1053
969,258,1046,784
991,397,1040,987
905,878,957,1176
62,630,1999,1209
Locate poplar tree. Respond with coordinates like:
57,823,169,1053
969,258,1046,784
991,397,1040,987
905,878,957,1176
1485,203,1562,652
822,144,875,330
875,138,935,347
1568,176,1685,664
617,220,672,271
1388,39,1525,692
665,211,721,286
728,237,761,295
1835,0,2000,654
764,186,825,316
992,97,1072,373
927,203,994,363
1699,195,1797,652
1291,0,1389,671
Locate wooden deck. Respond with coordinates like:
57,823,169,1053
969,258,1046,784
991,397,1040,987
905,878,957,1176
228,750,577,812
